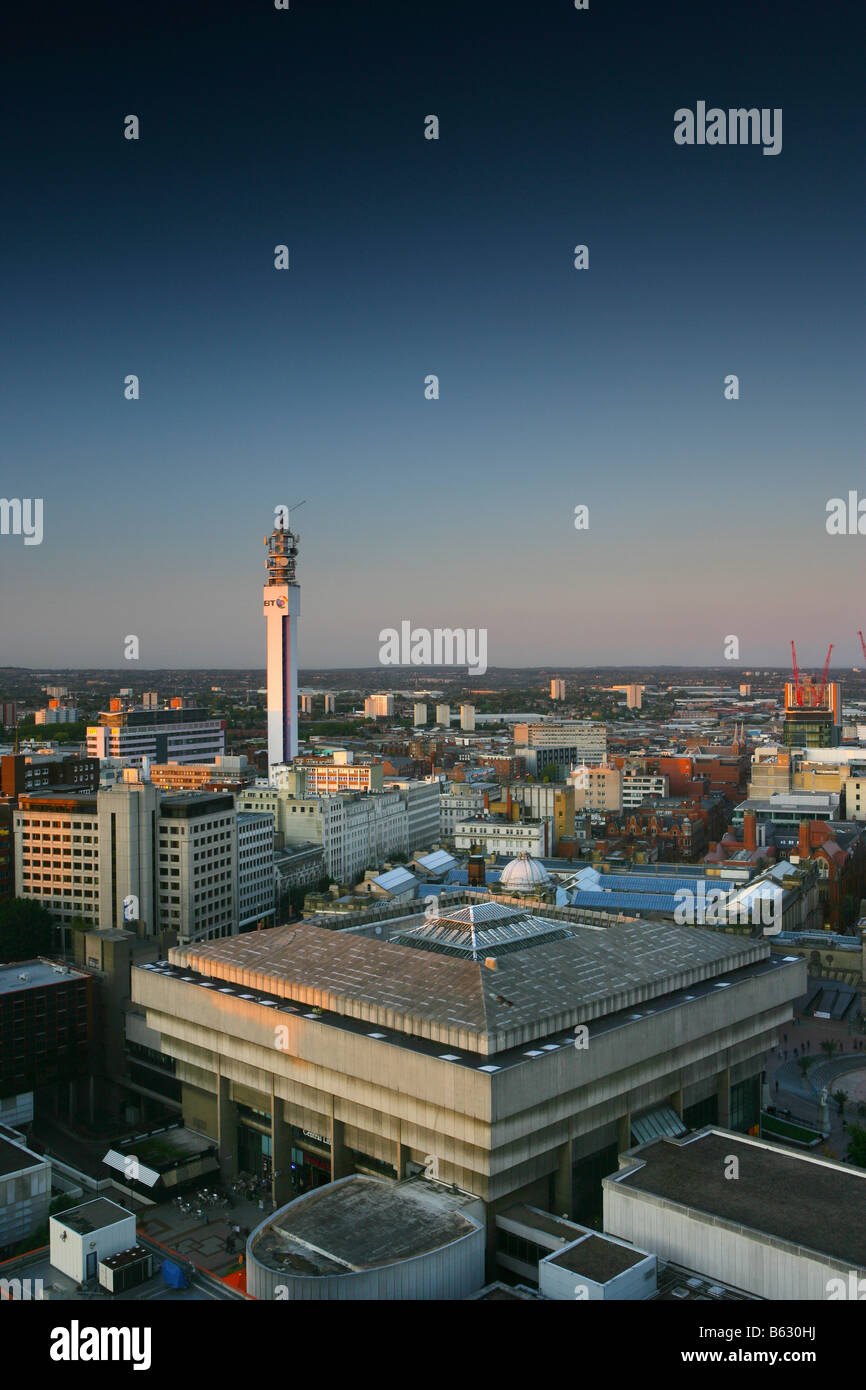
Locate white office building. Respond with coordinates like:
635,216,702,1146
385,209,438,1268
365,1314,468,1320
238,787,409,882
454,817,552,857
88,708,225,767
238,811,276,930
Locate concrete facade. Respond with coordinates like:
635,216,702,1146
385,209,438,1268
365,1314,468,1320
131,911,804,1265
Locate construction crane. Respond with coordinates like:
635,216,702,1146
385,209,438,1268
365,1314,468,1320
859,630,866,664
816,644,834,706
790,640,803,706
791,640,834,707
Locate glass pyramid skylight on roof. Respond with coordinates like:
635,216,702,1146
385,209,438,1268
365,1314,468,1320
393,901,572,960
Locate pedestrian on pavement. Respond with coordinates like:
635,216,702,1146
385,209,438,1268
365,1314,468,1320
775,1080,779,1093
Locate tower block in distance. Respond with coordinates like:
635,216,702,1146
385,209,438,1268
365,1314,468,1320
263,515,301,769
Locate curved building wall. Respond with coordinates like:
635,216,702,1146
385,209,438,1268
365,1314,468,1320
247,1201,484,1301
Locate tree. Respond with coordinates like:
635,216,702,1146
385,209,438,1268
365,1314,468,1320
833,1089,848,1118
820,1038,840,1061
0,897,54,962
846,1124,866,1170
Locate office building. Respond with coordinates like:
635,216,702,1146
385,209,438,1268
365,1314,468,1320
158,793,238,944
0,702,17,729
783,678,842,749
1,753,99,798
238,786,408,882
454,816,552,857
440,788,489,839
621,770,669,808
148,755,255,793
13,783,239,942
263,515,302,769
516,722,607,777
237,811,276,930
385,778,441,851
572,764,621,812
87,707,225,767
0,959,91,1127
490,783,576,849
293,754,384,796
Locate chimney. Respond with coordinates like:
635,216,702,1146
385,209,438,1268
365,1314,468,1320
743,810,757,851
798,820,810,860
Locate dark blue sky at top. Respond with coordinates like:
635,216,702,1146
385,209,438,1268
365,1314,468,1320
1,0,863,671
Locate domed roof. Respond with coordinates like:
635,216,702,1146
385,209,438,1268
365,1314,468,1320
500,851,550,891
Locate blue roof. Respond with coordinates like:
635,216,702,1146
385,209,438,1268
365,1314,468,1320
594,874,718,894
568,890,682,914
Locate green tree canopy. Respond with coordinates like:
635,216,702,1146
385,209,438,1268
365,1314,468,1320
0,897,54,962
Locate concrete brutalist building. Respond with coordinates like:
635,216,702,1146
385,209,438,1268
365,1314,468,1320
131,899,804,1263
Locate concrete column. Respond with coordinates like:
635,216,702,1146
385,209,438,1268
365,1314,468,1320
553,1138,572,1217
617,1111,631,1154
394,1120,407,1180
271,1094,292,1208
329,1097,352,1181
670,1086,683,1119
718,1066,731,1129
217,1072,238,1181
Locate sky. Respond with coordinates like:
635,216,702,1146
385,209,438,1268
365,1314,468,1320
1,0,863,672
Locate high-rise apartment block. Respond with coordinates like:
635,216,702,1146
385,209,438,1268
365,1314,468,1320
364,694,394,719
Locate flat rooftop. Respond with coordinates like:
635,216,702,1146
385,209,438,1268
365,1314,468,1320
166,910,778,1054
0,960,87,996
251,1176,479,1277
611,1129,866,1269
0,1134,46,1177
546,1233,647,1282
53,1198,134,1235
141,928,800,1070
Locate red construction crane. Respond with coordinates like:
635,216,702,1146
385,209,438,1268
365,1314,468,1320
859,630,866,664
816,643,834,706
790,640,803,706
